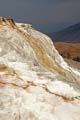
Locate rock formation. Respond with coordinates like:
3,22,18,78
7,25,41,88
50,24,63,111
0,17,80,120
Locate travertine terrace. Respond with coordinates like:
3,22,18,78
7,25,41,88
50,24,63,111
0,17,80,120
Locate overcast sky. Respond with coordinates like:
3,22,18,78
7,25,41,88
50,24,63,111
0,0,80,33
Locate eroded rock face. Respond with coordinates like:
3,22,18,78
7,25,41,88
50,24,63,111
0,17,80,120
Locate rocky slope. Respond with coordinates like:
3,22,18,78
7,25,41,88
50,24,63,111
0,17,80,120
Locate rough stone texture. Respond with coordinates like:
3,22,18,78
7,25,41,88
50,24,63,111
0,17,80,120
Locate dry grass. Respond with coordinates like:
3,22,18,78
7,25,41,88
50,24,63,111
54,42,80,59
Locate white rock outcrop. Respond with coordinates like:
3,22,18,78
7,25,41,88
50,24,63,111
0,17,80,120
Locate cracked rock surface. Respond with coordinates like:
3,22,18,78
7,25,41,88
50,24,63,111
0,17,80,120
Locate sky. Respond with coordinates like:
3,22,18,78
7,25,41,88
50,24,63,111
0,0,80,33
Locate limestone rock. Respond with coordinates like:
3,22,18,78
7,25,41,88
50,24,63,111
0,17,80,120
